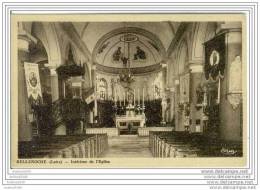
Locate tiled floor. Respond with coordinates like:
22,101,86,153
101,135,153,158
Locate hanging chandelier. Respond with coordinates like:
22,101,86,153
118,24,136,85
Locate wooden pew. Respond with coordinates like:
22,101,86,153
26,134,108,158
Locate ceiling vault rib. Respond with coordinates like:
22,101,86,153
167,21,176,35
167,22,188,58
61,22,92,61
80,22,89,38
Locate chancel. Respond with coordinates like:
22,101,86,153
17,21,243,159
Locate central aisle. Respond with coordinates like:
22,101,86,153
101,135,153,158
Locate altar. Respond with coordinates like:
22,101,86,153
115,114,146,129
114,103,146,131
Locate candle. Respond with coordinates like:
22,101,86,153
126,91,128,104
134,89,135,106
120,94,122,106
153,84,155,100
142,88,144,107
123,92,125,106
138,88,140,105
115,89,117,104
203,91,207,105
217,74,221,104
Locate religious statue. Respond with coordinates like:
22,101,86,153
134,46,146,60
229,55,242,93
228,55,242,109
196,83,204,104
165,98,171,123
161,95,167,124
113,47,123,61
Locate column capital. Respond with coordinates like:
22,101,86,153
165,87,175,92
220,22,242,30
44,60,60,70
161,62,167,69
91,62,97,70
49,68,58,76
189,64,203,73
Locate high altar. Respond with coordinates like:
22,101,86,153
115,104,146,129
113,88,146,131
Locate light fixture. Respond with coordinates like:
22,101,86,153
119,23,135,85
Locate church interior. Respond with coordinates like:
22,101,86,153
17,21,243,158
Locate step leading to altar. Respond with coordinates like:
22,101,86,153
85,127,174,137
86,128,119,137
138,127,174,136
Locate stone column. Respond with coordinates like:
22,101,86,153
18,31,37,142
161,62,167,124
169,88,175,124
165,59,175,126
174,79,181,131
189,64,203,133
218,23,242,141
45,65,66,135
91,65,98,122
89,111,94,124
49,68,59,102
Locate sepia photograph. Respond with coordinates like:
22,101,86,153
13,15,245,168
2,1,260,188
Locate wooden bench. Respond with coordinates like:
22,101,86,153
19,134,108,158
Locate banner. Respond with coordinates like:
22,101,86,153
204,33,226,80
85,87,95,104
24,62,42,105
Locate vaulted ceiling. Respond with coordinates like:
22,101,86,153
72,22,180,53
63,22,181,73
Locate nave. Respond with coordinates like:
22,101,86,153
19,130,242,159
101,136,152,158
17,21,243,161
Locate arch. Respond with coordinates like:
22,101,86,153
64,43,81,64
204,22,218,42
176,40,189,75
31,22,62,66
83,62,91,88
92,27,166,63
190,22,218,62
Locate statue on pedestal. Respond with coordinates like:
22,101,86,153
161,94,167,125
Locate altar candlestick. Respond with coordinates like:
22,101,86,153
123,92,125,106
203,91,207,106
138,89,140,105
126,91,128,104
134,89,135,106
217,73,221,104
142,88,144,107
153,85,155,100
114,89,117,105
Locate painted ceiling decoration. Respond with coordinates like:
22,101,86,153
91,27,166,74
69,22,181,74
72,22,177,51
